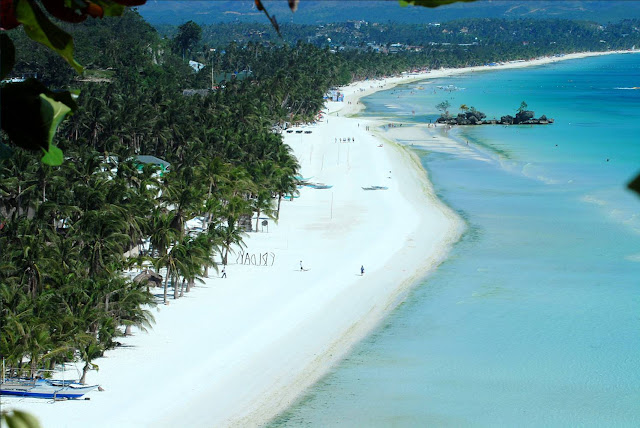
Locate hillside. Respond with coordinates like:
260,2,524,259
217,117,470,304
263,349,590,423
138,0,640,25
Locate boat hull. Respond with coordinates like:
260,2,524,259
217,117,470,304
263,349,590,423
1,379,98,399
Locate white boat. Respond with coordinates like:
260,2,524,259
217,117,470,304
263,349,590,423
1,359,100,399
0,377,99,399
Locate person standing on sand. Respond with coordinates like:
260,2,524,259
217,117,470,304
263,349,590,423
300,261,304,271
221,266,226,278
361,265,365,276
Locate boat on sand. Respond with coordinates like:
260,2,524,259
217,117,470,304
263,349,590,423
1,377,100,399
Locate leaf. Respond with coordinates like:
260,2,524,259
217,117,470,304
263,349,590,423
39,93,71,165
0,0,21,29
4,410,42,428
1,79,77,155
628,173,640,197
268,14,280,35
110,0,147,6
254,0,280,37
0,33,15,79
16,0,84,74
93,0,125,16
85,2,104,18
0,142,14,161
41,0,88,23
41,143,64,165
400,0,476,7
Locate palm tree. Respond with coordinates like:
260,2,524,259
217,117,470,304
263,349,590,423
273,167,299,220
252,189,275,231
217,217,248,266
104,277,155,336
160,167,204,237
198,156,231,228
4,219,55,299
154,238,181,302
171,233,215,298
73,207,130,278
148,209,177,304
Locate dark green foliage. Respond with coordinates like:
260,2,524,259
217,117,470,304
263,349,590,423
0,9,304,377
0,34,16,80
173,20,202,58
1,410,42,428
0,79,77,165
190,18,640,58
5,3,640,383
628,173,640,197
139,1,640,26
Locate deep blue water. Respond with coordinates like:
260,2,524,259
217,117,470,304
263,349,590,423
270,54,640,427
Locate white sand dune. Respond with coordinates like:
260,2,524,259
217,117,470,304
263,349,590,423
6,49,637,428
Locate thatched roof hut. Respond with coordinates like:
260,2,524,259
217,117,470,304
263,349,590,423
133,269,162,287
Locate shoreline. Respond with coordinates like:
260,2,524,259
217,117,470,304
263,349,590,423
5,49,636,428
333,49,639,117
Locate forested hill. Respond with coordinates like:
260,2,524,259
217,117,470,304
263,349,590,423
179,18,640,54
138,0,640,25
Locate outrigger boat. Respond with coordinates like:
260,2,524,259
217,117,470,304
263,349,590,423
1,359,100,399
0,378,99,399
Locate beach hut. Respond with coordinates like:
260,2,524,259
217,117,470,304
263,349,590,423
133,268,163,289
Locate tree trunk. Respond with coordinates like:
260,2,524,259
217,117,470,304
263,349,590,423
80,362,91,385
255,208,261,231
125,325,132,336
187,279,194,293
17,183,21,218
277,193,282,219
173,275,179,299
179,279,185,297
163,266,170,304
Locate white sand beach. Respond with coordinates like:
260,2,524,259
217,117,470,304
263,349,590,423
5,49,637,427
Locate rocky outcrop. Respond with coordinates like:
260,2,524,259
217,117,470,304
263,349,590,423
500,114,514,124
436,109,553,125
515,110,534,123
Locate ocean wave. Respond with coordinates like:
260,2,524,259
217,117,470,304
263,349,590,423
521,163,558,184
625,253,640,262
582,195,640,234
581,194,608,206
614,87,640,90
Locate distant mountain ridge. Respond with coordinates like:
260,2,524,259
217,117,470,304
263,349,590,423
138,1,640,25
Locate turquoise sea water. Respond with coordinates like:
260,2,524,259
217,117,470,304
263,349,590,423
270,54,640,426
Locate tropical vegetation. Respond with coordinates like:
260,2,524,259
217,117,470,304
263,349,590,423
1,10,301,382
3,5,640,385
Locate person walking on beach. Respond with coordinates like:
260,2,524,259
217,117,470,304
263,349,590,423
221,266,227,278
300,260,304,271
361,265,365,276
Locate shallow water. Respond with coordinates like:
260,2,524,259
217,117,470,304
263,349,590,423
270,54,640,427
